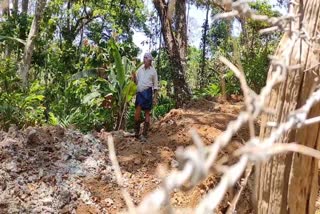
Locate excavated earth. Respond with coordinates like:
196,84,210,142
0,98,258,214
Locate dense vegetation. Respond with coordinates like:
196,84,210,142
0,0,281,132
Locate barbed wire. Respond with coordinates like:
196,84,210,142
106,0,320,213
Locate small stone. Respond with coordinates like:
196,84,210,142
214,106,221,111
60,204,72,213
1,180,6,191
8,124,18,136
134,158,141,165
104,198,114,207
0,138,15,149
124,172,132,178
42,197,53,206
39,168,44,178
5,161,18,172
27,128,39,145
60,191,71,205
27,175,38,183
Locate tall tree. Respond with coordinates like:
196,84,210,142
22,0,28,13
20,0,46,87
20,0,29,43
153,0,191,107
2,0,10,16
199,1,210,89
13,0,18,11
2,0,11,57
256,1,320,213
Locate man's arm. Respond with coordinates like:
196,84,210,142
131,71,137,84
153,70,159,105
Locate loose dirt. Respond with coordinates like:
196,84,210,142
0,99,255,213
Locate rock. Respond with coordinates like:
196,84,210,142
214,105,221,111
171,159,179,168
0,138,15,149
134,158,142,165
38,168,44,178
104,198,114,207
144,150,152,155
53,126,65,138
200,189,206,194
0,202,8,210
124,172,132,178
0,180,6,191
42,197,53,206
8,124,18,136
27,175,38,183
26,128,39,145
58,191,71,208
62,154,72,161
5,161,18,172
60,204,72,213
83,157,99,170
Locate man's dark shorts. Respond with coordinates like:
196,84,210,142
135,87,153,110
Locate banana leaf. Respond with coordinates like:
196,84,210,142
82,91,101,104
122,80,137,102
0,36,26,45
109,39,125,88
70,69,98,81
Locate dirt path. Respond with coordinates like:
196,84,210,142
90,99,253,213
0,99,254,213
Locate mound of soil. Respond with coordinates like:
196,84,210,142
0,99,254,213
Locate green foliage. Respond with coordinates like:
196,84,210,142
108,39,139,129
193,83,220,98
248,1,281,31
56,77,112,132
152,95,175,119
0,0,148,132
190,0,281,99
186,46,202,89
0,0,282,133
154,48,175,98
152,80,175,119
0,58,47,129
0,11,31,55
236,1,281,93
110,39,126,88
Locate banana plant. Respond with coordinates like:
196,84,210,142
108,39,140,130
65,39,139,130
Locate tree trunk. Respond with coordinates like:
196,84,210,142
153,0,191,107
3,0,10,16
20,0,46,87
199,2,210,89
256,1,320,213
220,70,227,101
20,0,29,46
13,0,18,11
22,0,28,13
2,0,10,57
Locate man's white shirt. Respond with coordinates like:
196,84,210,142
136,65,159,92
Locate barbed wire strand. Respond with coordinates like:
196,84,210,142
104,0,320,213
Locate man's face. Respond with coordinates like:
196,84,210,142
144,57,152,66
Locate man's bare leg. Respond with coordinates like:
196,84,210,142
134,106,142,138
143,110,151,137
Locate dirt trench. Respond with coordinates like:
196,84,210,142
0,99,254,213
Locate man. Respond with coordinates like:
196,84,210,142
132,53,158,139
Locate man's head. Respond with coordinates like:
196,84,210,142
143,53,153,68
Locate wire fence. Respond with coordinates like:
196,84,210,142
107,0,320,213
